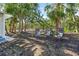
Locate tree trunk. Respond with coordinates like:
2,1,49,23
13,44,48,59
5,23,8,34
56,17,61,32
12,21,14,33
14,23,16,33
19,21,21,33
21,19,24,32
24,20,27,32
9,20,12,33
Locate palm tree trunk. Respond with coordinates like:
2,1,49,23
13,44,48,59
5,23,8,34
24,20,27,32
9,20,12,33
12,22,14,33
21,19,24,32
19,21,21,32
56,17,61,32
14,22,16,33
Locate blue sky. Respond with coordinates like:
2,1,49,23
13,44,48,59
38,3,48,19
38,3,79,18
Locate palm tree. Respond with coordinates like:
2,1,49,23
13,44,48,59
5,3,39,33
65,3,79,32
45,3,65,32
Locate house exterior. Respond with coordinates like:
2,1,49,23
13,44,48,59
0,4,14,43
0,12,5,36
0,11,12,36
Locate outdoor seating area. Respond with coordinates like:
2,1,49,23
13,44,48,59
0,3,79,56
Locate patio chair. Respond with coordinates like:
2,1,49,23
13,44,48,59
55,28,64,48
45,29,51,40
0,35,6,43
55,28,64,40
35,29,41,39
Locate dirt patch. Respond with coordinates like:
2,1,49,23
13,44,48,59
0,32,79,56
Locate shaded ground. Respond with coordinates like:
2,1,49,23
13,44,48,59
0,31,79,56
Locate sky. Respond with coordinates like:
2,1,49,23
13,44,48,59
38,3,79,18
38,3,48,19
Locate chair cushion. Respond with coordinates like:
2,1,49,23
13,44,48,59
0,35,2,38
0,37,5,41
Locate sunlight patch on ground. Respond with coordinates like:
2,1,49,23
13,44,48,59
64,49,78,56
31,45,45,56
5,36,14,41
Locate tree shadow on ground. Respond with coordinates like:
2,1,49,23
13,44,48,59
18,32,79,56
60,34,79,55
3,32,79,56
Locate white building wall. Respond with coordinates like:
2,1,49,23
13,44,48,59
0,14,5,36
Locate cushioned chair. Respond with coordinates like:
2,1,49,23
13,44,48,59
55,28,64,48
0,35,2,38
0,35,6,43
55,28,64,40
0,37,5,41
